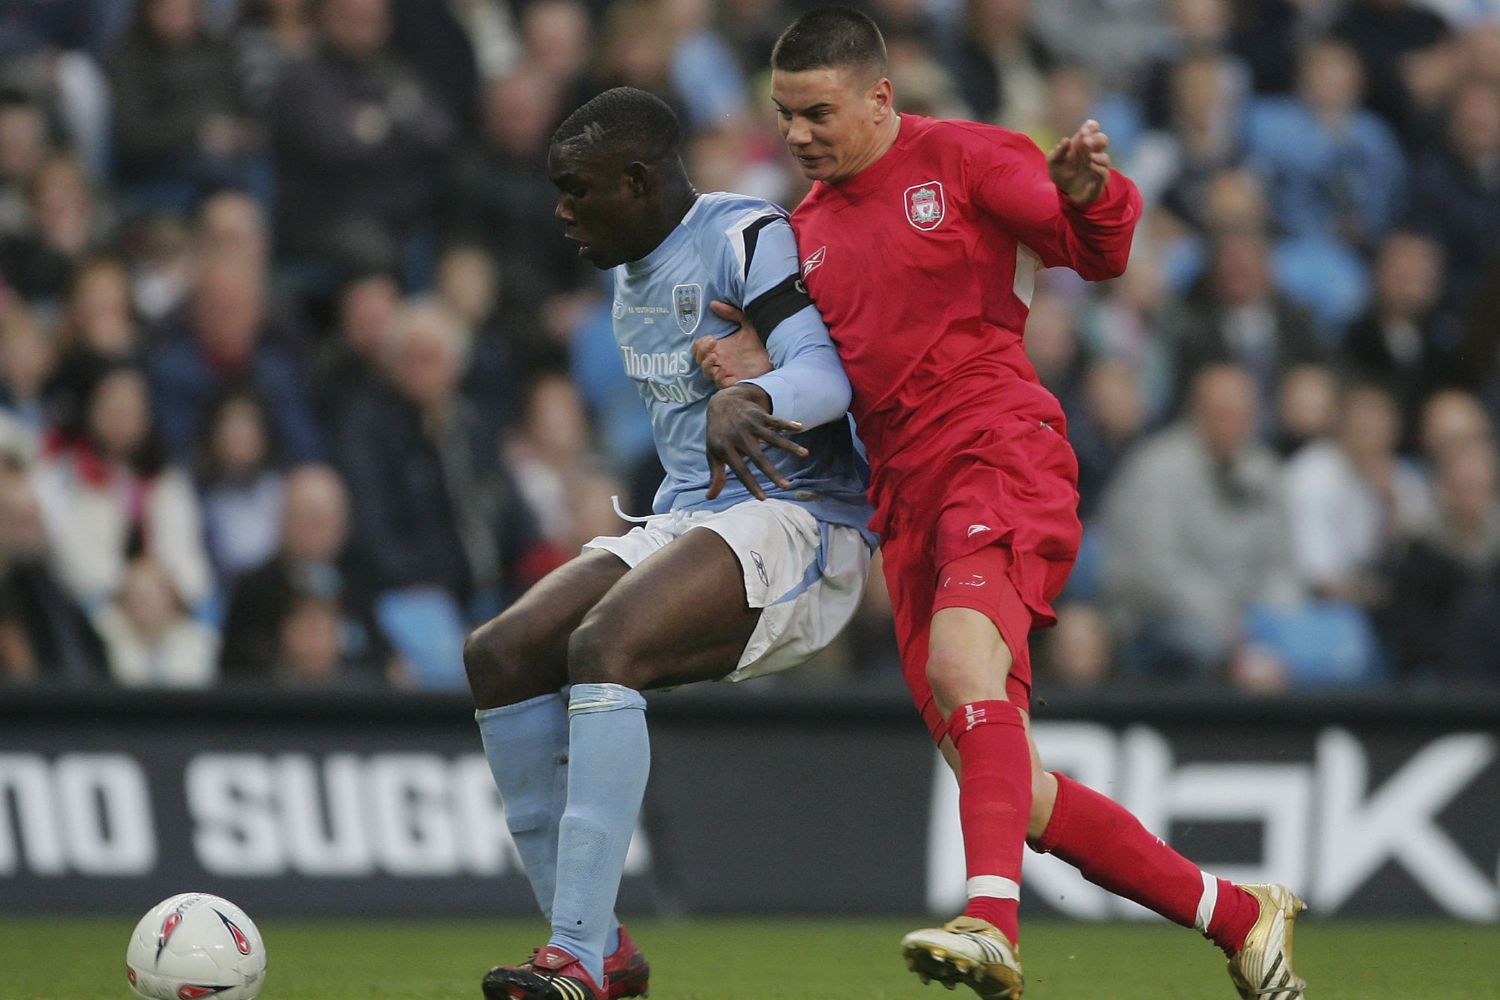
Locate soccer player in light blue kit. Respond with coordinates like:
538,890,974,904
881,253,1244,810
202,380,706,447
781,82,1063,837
464,87,875,1000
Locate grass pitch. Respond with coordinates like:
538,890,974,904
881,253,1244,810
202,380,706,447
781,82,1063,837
1,915,1497,999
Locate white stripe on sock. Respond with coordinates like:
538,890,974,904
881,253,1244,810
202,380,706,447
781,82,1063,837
1195,871,1218,933
966,875,1021,901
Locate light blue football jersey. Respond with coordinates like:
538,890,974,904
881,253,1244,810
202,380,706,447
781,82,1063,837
611,191,873,542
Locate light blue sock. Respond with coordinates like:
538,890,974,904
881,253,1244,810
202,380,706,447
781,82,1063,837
549,683,649,983
476,693,571,917
475,695,625,952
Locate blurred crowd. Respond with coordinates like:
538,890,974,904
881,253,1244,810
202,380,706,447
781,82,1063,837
1,0,1499,693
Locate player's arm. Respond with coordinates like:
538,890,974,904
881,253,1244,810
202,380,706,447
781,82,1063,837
733,215,850,429
973,120,1144,281
705,214,851,500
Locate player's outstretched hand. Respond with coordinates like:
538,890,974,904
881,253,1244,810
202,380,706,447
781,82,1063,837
1047,119,1111,206
694,301,773,389
705,383,806,501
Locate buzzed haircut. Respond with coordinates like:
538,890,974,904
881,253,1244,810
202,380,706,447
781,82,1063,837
771,5,888,80
551,86,682,163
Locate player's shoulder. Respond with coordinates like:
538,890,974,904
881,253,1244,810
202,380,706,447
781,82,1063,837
917,116,1041,159
689,191,794,277
688,191,790,235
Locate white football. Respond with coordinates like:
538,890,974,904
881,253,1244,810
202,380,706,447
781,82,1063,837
125,892,267,1000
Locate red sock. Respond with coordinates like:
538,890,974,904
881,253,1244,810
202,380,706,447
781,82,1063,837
947,700,1030,945
1035,772,1259,954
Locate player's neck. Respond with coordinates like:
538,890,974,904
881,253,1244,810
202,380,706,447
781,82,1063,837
838,114,902,184
633,183,699,261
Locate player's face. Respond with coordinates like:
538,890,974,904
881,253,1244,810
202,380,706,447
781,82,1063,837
547,144,642,269
771,65,893,184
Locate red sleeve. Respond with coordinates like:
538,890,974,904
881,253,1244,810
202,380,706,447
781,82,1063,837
966,126,1143,281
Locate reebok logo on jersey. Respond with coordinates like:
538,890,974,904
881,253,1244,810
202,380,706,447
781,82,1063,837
967,524,992,538
801,246,826,278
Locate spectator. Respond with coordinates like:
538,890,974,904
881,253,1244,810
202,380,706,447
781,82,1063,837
663,0,751,129
1028,0,1173,90
442,68,578,313
47,256,143,433
1332,0,1453,142
1036,602,1114,689
0,153,103,306
336,299,537,614
233,0,319,121
32,360,214,617
1283,381,1430,605
219,463,387,683
313,268,401,431
148,255,323,463
1070,358,1149,521
517,0,593,107
1132,51,1246,219
0,10,112,177
1385,438,1500,679
1419,387,1493,466
1138,0,1251,130
950,0,1055,129
434,243,523,433
1101,364,1299,679
1165,232,1323,420
93,555,219,687
1078,248,1176,418
589,2,688,123
1406,79,1500,313
0,431,104,684
1243,37,1406,251
504,371,623,564
271,0,454,281
54,254,140,362
0,304,57,442
1274,362,1341,457
0,91,52,237
272,591,381,685
1022,291,1086,414
109,0,260,213
1342,230,1459,433
129,213,196,323
194,386,287,585
194,190,271,272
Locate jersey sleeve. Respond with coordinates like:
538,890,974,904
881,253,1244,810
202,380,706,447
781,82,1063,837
721,211,851,429
967,126,1143,281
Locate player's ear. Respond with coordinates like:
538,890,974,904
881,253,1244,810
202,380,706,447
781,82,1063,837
870,78,894,122
625,161,651,198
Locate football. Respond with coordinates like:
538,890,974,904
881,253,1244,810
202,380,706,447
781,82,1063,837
125,893,267,1000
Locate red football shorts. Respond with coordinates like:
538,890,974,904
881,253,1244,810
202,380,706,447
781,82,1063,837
875,418,1082,744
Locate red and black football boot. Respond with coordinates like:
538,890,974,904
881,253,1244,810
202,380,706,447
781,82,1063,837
483,944,605,1000
603,925,650,999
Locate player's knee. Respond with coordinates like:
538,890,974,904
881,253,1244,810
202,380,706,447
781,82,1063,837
463,615,539,708
566,615,646,689
925,644,995,710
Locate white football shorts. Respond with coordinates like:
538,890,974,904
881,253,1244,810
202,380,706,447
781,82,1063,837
584,498,872,682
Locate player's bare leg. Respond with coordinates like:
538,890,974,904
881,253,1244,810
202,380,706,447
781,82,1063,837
465,549,629,709
903,606,1026,999
487,528,762,1000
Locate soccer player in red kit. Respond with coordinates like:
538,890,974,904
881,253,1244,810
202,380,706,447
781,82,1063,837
697,7,1308,1000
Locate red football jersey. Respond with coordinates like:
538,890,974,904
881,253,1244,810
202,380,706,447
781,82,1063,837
791,114,1143,518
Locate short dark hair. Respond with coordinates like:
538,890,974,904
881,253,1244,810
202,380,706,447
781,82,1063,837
551,86,681,163
771,6,887,79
